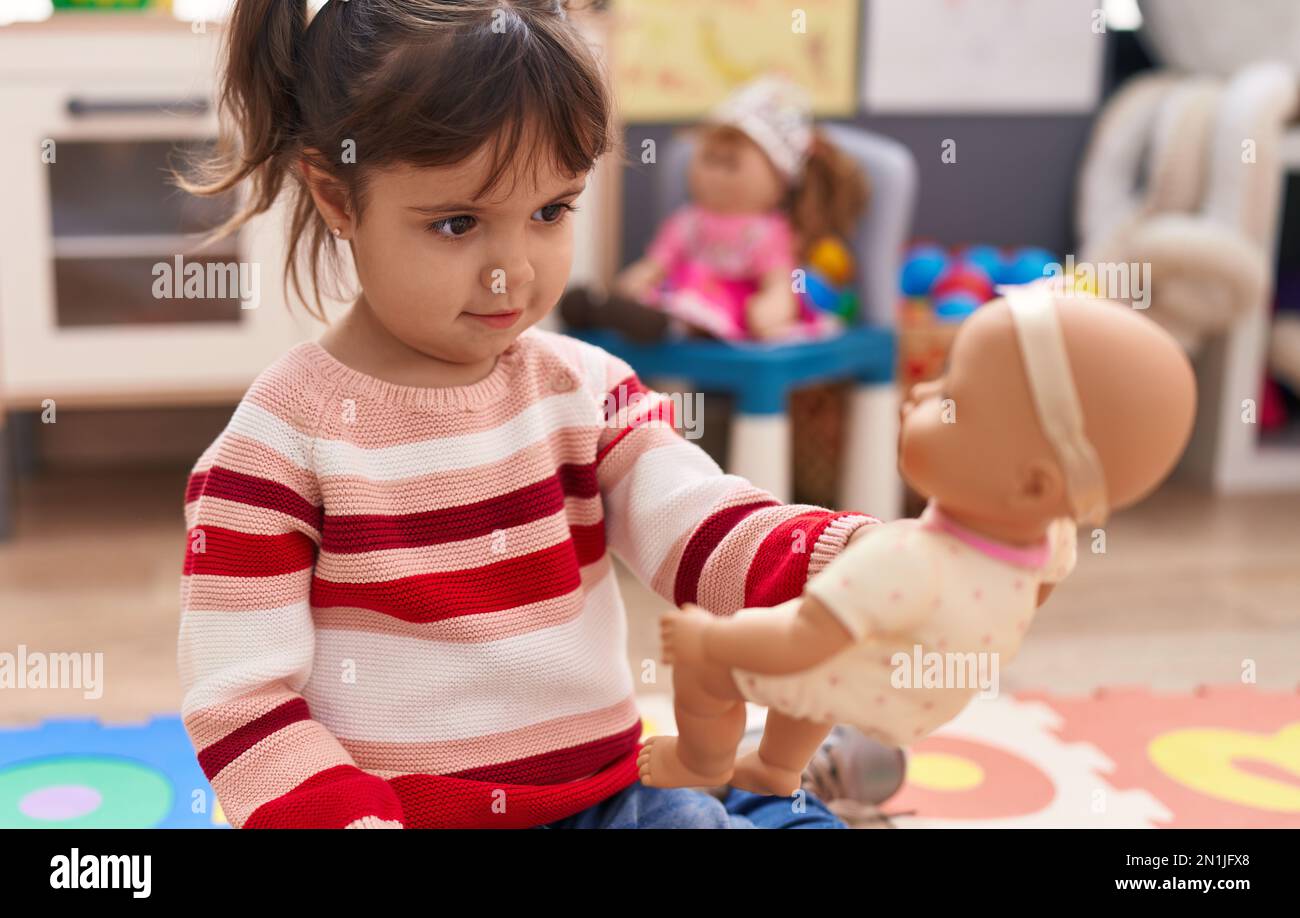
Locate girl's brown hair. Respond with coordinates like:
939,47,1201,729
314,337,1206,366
178,0,619,322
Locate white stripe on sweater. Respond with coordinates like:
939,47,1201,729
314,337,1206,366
603,436,744,587
301,572,634,742
178,599,316,716
225,391,603,480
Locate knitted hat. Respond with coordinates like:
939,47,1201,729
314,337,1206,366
703,75,814,186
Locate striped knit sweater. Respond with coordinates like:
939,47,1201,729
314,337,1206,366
178,326,876,829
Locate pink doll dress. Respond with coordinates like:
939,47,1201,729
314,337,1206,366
640,204,842,342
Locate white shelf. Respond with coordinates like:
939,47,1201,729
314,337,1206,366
52,234,237,259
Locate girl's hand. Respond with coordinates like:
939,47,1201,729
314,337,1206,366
660,602,714,666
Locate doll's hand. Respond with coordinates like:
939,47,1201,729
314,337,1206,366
613,258,664,301
660,602,713,666
746,287,798,339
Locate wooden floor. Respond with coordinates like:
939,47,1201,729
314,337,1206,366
1,467,1297,729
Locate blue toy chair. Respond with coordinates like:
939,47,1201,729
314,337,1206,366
567,123,917,519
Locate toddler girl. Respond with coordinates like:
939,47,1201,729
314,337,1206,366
176,0,876,829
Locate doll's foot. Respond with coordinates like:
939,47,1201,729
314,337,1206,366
729,749,804,797
637,735,734,788
558,286,601,330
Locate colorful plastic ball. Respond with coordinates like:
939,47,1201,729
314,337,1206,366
1000,247,1058,286
800,269,841,312
901,244,949,296
933,263,995,303
808,237,855,286
836,288,860,322
933,292,980,322
959,244,1004,281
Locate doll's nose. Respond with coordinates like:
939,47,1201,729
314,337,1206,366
901,379,941,416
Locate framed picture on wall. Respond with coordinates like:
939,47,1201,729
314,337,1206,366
862,0,1106,113
611,0,859,121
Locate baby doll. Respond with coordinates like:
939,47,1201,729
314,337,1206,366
560,75,869,343
637,282,1197,795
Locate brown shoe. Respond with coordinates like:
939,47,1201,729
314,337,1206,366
601,292,672,344
558,286,601,330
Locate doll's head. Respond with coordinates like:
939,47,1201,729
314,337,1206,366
179,0,616,367
685,75,870,258
900,288,1197,531
687,125,789,215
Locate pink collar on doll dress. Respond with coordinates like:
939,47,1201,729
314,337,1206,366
917,499,1051,569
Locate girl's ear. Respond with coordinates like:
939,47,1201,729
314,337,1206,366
299,149,353,236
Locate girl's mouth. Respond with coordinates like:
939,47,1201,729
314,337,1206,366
464,309,521,329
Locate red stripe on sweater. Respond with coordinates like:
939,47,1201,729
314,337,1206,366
448,720,641,785
596,375,678,464
186,467,323,532
310,540,585,623
197,697,310,780
388,745,643,829
568,520,607,568
673,499,781,607
320,464,598,554
244,763,405,829
744,510,837,607
182,526,317,578
602,374,650,417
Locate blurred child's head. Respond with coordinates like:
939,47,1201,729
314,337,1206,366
182,0,617,366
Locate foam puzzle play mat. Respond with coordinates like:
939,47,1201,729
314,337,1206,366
2,685,1296,828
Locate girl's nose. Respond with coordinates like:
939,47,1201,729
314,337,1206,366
483,251,535,293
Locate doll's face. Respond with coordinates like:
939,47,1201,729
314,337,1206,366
687,127,786,214
898,306,1068,524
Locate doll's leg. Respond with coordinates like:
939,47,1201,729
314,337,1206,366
729,710,835,797
638,660,747,788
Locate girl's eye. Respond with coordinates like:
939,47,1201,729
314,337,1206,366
427,215,476,238
533,202,577,224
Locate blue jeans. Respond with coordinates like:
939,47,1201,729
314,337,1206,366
537,782,846,828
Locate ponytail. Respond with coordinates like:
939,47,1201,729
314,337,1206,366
177,0,307,231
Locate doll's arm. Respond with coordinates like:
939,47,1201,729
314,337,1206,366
746,267,800,339
691,594,855,674
612,256,668,301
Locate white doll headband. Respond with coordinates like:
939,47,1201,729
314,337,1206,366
999,281,1110,528
703,75,814,185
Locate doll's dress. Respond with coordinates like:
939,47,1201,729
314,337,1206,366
639,204,841,342
731,501,1078,746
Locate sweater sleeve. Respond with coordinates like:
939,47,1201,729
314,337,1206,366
591,348,879,616
177,361,405,829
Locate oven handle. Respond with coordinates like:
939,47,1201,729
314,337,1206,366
65,97,211,118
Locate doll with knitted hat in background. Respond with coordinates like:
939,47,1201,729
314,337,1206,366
637,283,1198,795
561,75,869,343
